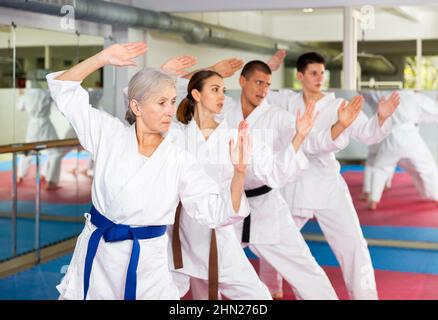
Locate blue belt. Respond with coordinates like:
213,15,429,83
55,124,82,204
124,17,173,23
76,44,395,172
83,206,167,300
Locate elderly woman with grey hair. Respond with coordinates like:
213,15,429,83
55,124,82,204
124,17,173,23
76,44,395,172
46,42,249,300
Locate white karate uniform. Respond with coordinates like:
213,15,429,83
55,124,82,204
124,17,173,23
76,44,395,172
265,89,392,300
47,72,242,300
167,119,270,300
362,142,394,195
362,90,438,203
16,89,63,183
224,97,344,300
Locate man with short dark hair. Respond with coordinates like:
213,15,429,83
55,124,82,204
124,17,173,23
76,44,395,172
222,59,334,299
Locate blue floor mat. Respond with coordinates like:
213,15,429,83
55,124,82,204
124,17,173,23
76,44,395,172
246,242,438,275
3,242,438,300
0,218,83,260
0,201,92,218
0,254,72,300
0,151,91,172
302,220,438,243
306,242,438,275
339,164,405,174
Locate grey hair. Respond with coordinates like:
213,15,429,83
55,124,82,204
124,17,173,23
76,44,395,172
125,68,176,125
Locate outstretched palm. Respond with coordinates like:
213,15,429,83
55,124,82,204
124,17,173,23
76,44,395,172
267,50,287,71
161,55,197,76
213,58,244,78
229,121,252,174
338,95,364,128
295,100,318,137
377,91,400,123
101,42,148,67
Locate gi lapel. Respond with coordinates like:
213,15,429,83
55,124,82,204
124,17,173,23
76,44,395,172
239,99,272,127
106,132,174,219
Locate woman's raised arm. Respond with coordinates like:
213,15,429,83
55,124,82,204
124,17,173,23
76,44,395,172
56,42,148,81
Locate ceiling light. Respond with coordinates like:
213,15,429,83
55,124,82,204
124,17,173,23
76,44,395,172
303,8,314,13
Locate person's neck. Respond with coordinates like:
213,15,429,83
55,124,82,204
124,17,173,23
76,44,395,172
241,95,256,119
193,105,218,140
135,123,163,157
302,88,325,105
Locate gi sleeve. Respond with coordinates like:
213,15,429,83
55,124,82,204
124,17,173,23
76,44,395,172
418,93,438,123
46,71,125,156
178,151,247,228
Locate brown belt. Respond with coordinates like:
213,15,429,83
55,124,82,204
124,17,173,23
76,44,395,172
172,201,219,300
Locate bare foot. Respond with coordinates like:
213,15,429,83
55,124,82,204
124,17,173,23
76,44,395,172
78,168,93,177
359,192,369,201
367,201,378,210
45,182,60,191
16,177,23,184
84,170,94,179
81,169,94,179
271,291,284,300
67,168,78,176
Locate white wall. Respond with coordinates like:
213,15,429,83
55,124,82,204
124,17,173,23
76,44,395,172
0,27,104,48
270,9,438,42
175,7,438,42
173,11,274,36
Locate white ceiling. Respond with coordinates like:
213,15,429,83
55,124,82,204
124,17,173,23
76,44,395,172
129,0,438,13
259,5,438,16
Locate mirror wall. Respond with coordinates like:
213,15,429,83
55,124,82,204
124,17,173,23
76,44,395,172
0,25,103,260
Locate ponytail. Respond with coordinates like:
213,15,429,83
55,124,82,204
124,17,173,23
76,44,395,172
125,107,137,125
177,94,195,124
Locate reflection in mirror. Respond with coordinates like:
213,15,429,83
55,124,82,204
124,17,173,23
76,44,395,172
0,25,101,261
331,89,438,243
0,25,103,146
0,147,91,260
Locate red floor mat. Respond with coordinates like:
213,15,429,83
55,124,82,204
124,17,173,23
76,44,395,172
183,260,438,300
278,266,438,300
0,159,92,204
344,171,438,228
